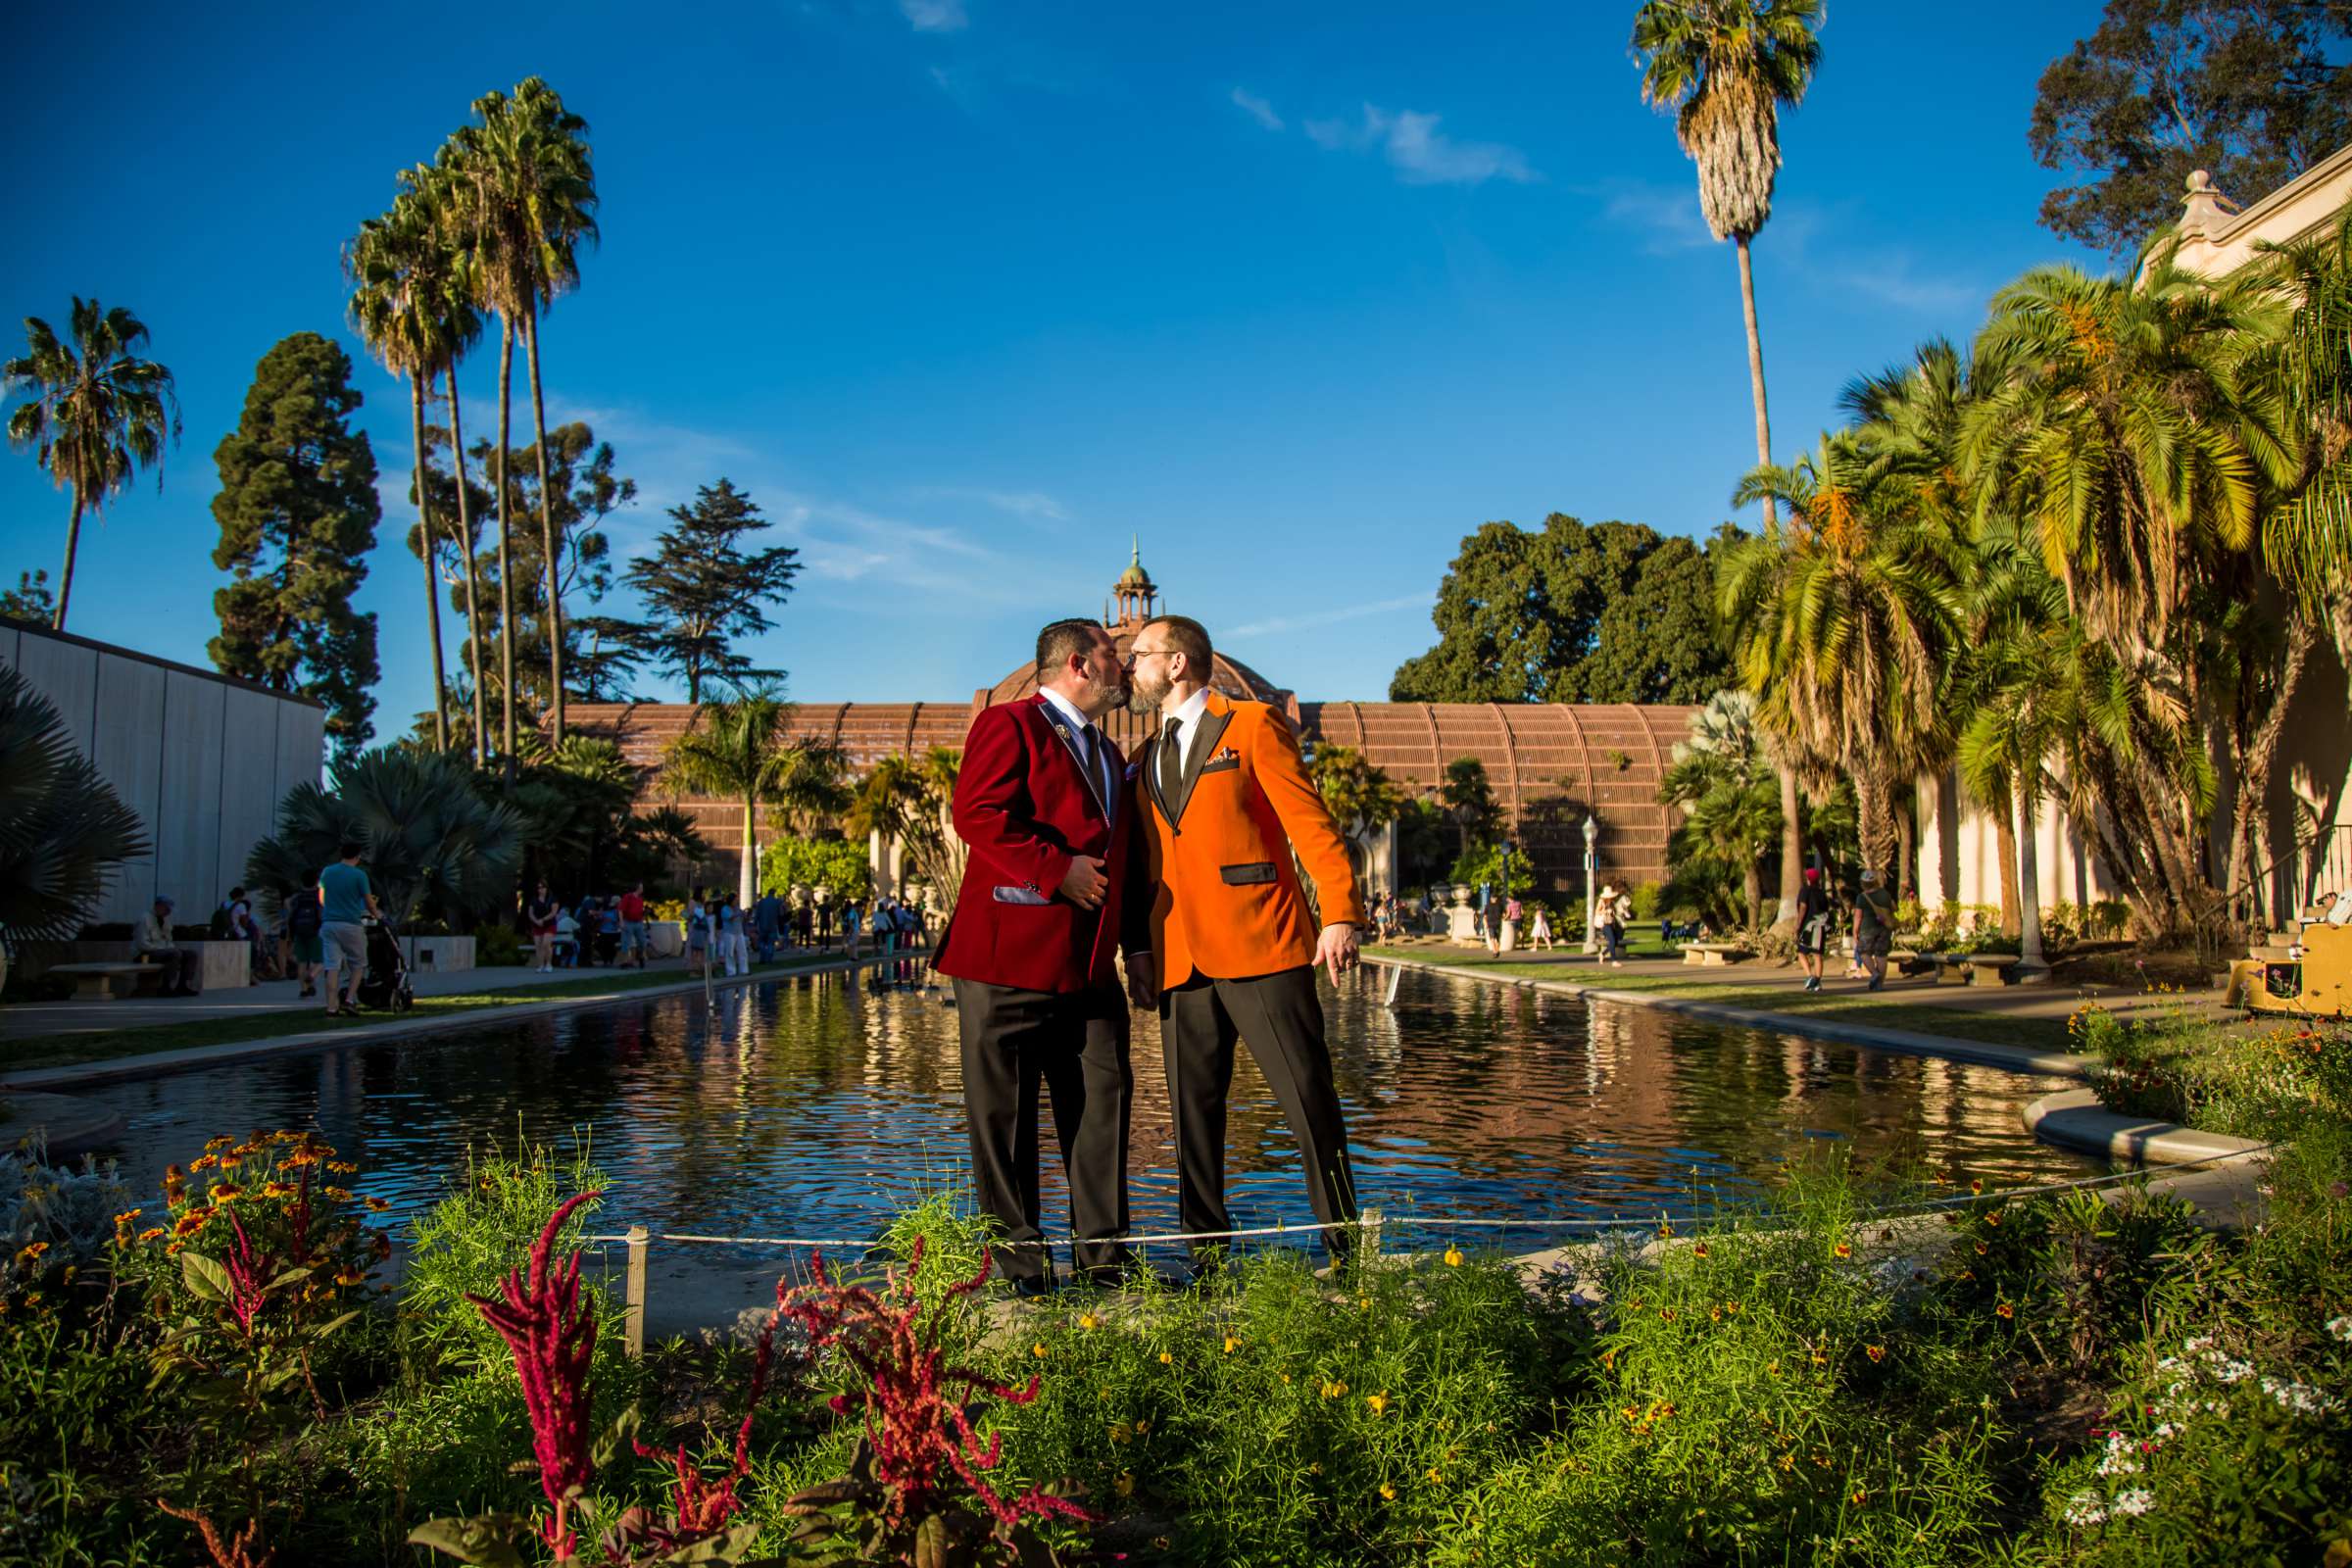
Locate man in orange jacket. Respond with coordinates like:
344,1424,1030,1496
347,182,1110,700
1122,613,1365,1270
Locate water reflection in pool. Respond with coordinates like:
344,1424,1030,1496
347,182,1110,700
79,965,2091,1252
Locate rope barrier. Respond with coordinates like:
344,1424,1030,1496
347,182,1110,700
573,1138,2274,1256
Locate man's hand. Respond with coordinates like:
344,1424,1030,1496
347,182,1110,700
1314,921,1359,985
1125,952,1158,1011
1058,854,1108,909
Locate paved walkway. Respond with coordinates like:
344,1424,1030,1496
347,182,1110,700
1371,938,2235,1030
0,948,858,1044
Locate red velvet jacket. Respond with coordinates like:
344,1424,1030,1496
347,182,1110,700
933,694,1136,995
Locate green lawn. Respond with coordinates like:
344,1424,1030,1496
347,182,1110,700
0,954,851,1073
1369,947,2081,1055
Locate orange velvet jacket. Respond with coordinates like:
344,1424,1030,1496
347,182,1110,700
1124,691,1365,987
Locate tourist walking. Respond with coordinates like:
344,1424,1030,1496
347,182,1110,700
817,898,835,950
841,901,862,961
525,882,560,973
1794,866,1833,992
794,898,814,952
618,883,648,968
718,894,750,976
1597,884,1628,966
934,617,1139,1294
135,896,204,996
1124,612,1364,1274
1851,869,1895,992
282,883,322,998
318,842,379,1015
685,891,711,976
1528,900,1555,951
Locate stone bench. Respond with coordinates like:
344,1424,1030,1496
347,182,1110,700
47,961,167,1002
1681,942,1752,967
1966,954,2016,985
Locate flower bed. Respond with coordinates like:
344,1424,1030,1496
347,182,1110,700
0,1120,2345,1565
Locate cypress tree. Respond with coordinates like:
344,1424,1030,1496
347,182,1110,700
209,331,381,758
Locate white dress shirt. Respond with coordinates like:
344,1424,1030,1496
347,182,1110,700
1160,685,1211,774
1037,686,1114,809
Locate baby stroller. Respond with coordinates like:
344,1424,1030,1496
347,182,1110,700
356,917,416,1012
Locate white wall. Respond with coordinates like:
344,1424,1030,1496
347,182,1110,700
0,618,325,925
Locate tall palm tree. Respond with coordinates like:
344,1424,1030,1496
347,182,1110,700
1657,689,1781,929
3,299,180,630
1632,0,1824,533
348,193,483,756
845,747,966,909
396,163,494,766
765,740,854,838
1634,0,1821,930
445,78,598,760
1723,433,1965,881
657,690,801,907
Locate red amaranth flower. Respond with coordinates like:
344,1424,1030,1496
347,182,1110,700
777,1237,1095,1537
466,1191,603,1559
221,1212,274,1336
621,1304,782,1553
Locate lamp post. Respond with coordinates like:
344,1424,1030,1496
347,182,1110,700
1581,812,1599,955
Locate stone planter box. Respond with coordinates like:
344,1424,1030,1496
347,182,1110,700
401,934,476,974
74,939,250,990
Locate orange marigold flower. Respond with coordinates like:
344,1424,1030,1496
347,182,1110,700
1995,1301,2015,1319
114,1208,142,1224
326,1161,358,1175
1692,1242,1709,1257
261,1182,295,1200
322,1187,353,1202
208,1183,242,1202
335,1269,367,1287
16,1242,49,1264
216,1154,241,1171
1865,1345,1886,1363
204,1136,233,1152
364,1197,391,1213
1157,1350,1173,1365
1833,1242,1852,1259
189,1154,217,1172
136,1227,166,1244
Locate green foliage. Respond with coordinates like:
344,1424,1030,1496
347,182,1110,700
621,479,799,703
760,833,869,900
1436,757,1500,852
2030,0,2352,260
396,1133,612,1380
0,568,54,619
1448,841,1535,899
0,663,150,945
1304,743,1405,833
845,748,964,909
1391,514,1737,705
247,748,526,928
2082,1007,2352,1139
209,330,382,760
1659,690,1782,929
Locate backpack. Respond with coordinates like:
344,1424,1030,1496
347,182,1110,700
287,896,322,938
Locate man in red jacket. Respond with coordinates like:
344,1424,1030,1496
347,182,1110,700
933,618,1139,1293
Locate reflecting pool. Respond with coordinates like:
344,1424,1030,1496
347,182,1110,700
78,965,2091,1257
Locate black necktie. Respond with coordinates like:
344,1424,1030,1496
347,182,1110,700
1158,717,1184,812
1079,723,1110,815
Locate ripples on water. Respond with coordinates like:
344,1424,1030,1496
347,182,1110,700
80,966,2091,1257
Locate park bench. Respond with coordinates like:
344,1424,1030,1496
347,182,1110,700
1925,954,1971,985
1966,954,2015,985
1680,942,1751,967
46,961,166,1002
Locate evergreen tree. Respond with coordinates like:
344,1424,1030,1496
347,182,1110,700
209,331,381,758
622,478,799,702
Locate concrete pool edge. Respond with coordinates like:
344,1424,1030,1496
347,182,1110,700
0,948,935,1094
1367,954,2091,1081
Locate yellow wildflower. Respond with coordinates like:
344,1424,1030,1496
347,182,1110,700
1078,1312,1099,1331
1443,1247,1464,1267
1364,1392,1388,1415
1380,1482,1397,1500
1221,1335,1239,1354
1114,1472,1135,1498
1033,1343,1048,1358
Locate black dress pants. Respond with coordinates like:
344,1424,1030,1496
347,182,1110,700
1160,964,1357,1260
956,980,1132,1284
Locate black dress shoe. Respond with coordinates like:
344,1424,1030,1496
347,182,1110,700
992,1273,1054,1299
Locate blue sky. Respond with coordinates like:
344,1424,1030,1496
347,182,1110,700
2,0,2114,736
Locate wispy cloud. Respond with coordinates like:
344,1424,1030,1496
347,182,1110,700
1230,86,1283,131
910,485,1070,522
899,0,967,32
1302,105,1538,187
1224,592,1433,641
1593,178,1714,255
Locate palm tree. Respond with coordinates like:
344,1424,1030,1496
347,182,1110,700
395,162,494,766
348,193,483,755
3,299,180,630
845,747,966,909
657,691,803,906
0,665,150,973
248,749,525,930
1632,0,1823,534
1657,690,1782,929
765,740,854,837
444,78,598,760
1961,264,2294,936
1723,434,1965,882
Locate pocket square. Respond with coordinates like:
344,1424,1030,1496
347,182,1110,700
1199,752,1242,774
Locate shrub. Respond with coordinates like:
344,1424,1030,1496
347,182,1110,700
476,922,524,967
1628,880,1662,920
760,834,869,902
